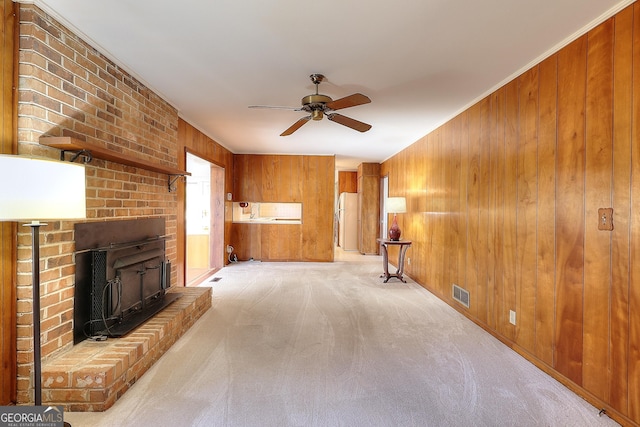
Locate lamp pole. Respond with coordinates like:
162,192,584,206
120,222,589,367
27,221,45,406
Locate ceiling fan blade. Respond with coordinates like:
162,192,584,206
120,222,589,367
326,113,371,132
280,116,311,136
249,105,301,111
325,93,371,111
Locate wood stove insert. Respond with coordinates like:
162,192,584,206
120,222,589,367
73,218,181,343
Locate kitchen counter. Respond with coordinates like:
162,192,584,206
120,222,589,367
232,218,301,224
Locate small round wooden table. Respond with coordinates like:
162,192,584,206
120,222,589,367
377,238,412,283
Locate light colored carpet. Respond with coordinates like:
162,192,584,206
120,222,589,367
65,249,619,427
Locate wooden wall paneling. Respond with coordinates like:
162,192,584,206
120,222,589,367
609,4,633,413
515,67,539,352
441,124,454,298
282,156,295,200
401,146,411,275
536,54,558,366
432,129,445,295
338,171,357,194
301,156,320,260
477,97,491,325
457,113,469,301
231,223,261,261
487,90,502,330
555,36,587,385
437,128,449,297
301,156,334,261
407,147,417,283
249,155,264,201
260,225,270,260
416,139,428,286
393,149,404,275
357,162,380,255
408,145,416,271
312,155,333,261
403,145,415,279
262,224,301,261
391,152,404,262
628,3,640,421
425,133,437,290
492,90,507,333
291,156,303,202
225,151,235,262
405,144,416,282
233,155,248,201
304,157,334,261
426,131,437,292
448,119,462,300
502,80,519,341
323,157,336,260
466,103,481,317
262,155,278,200
583,18,614,400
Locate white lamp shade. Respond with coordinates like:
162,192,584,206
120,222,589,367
386,197,406,214
0,155,86,221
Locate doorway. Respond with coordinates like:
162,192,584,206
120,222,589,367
185,153,225,286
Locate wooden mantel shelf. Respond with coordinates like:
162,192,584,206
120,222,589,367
39,136,189,177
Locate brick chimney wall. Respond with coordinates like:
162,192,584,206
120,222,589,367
15,4,182,403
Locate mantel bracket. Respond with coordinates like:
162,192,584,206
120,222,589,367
61,149,93,164
168,174,187,192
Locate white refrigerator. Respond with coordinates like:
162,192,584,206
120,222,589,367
338,192,358,251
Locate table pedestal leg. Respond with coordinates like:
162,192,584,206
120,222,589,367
379,242,410,283
395,245,410,283
379,243,391,282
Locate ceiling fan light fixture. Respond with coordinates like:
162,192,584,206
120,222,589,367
312,110,323,121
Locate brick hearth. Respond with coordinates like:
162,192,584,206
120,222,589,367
41,286,211,411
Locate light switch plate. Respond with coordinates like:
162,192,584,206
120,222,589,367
598,208,614,231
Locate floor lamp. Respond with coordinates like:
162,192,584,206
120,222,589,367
0,155,86,407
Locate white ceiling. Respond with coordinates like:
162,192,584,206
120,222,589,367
32,0,632,170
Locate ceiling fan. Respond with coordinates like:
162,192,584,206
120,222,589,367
249,74,372,136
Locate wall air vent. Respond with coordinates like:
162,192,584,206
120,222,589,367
452,284,470,308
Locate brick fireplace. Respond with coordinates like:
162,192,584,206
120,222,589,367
14,4,193,406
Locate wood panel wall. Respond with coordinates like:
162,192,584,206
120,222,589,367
232,154,334,262
0,0,17,405
381,5,640,425
177,119,234,286
357,163,380,254
338,171,357,194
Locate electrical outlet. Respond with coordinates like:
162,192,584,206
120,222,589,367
509,310,516,325
407,257,411,265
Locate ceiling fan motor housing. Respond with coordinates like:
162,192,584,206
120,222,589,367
302,94,332,120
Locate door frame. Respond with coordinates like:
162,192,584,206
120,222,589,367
184,150,226,286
